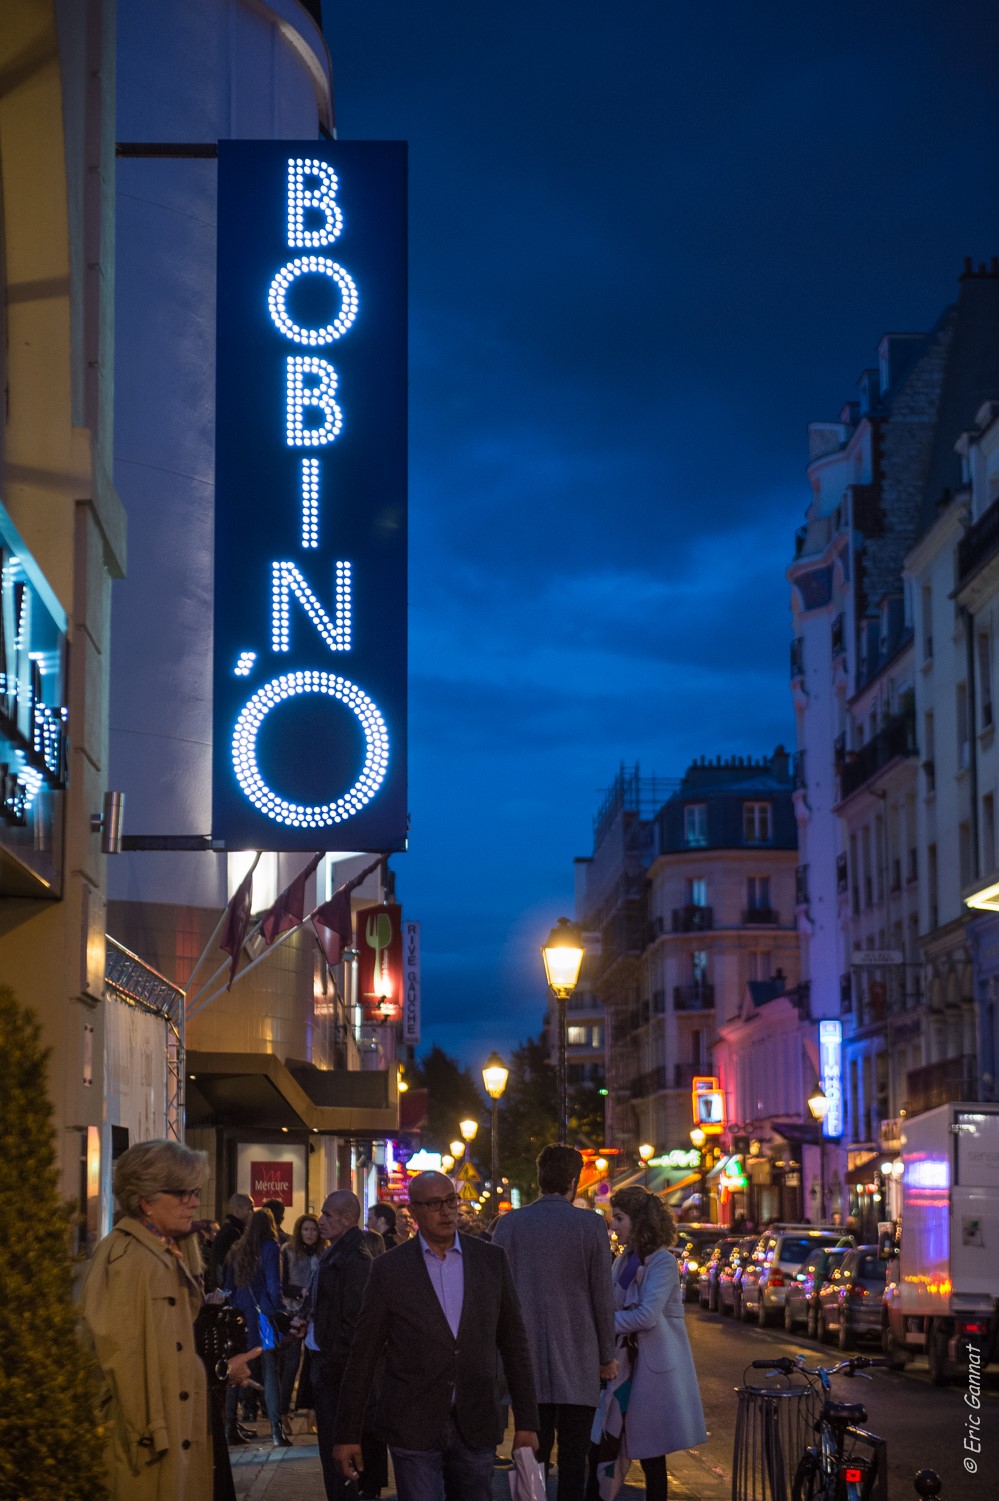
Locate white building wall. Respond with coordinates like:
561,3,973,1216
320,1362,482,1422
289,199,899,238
110,1,333,923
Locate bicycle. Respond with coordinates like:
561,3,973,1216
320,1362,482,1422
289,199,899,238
747,1354,889,1501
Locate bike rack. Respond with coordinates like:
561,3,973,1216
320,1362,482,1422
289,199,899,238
732,1383,820,1501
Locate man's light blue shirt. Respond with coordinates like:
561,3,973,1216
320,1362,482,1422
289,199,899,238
419,1230,464,1338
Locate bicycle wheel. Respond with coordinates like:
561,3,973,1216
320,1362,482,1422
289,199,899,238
791,1450,826,1501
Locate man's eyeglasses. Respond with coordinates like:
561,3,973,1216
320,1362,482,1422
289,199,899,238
410,1194,458,1212
159,1188,201,1205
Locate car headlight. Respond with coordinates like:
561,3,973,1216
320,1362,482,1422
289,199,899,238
688,1259,699,1272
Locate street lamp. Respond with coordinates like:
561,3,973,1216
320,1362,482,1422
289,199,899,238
449,1139,465,1160
482,1052,509,1199
541,917,585,1144
808,1083,830,1222
459,1118,478,1144
690,1127,707,1221
638,1142,655,1188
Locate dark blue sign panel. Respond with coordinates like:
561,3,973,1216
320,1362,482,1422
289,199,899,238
214,142,407,851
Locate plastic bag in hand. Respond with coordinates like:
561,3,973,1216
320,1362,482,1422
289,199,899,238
509,1446,546,1501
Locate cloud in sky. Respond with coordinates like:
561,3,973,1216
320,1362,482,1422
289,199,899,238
323,0,999,1062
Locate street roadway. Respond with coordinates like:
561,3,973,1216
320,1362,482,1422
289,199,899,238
660,1302,997,1501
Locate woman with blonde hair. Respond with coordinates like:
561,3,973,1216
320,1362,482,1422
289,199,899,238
591,1187,706,1501
81,1138,260,1501
224,1207,287,1447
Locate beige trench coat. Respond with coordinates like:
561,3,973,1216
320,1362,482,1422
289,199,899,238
81,1217,212,1501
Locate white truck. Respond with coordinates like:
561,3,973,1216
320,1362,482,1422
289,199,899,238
881,1100,999,1384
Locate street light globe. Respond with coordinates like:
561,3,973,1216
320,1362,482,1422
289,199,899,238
638,1142,655,1163
808,1084,830,1123
482,1052,509,1100
441,1154,455,1172
449,1139,465,1159
690,1127,706,1149
541,918,585,999
595,1157,608,1173
459,1118,479,1143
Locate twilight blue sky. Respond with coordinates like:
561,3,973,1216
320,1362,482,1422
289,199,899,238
322,0,999,1067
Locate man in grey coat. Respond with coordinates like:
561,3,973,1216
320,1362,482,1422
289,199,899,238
492,1145,616,1501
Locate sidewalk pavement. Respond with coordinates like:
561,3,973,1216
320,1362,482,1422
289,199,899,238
229,1417,725,1500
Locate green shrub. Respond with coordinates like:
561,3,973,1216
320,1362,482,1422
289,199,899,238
0,985,106,1501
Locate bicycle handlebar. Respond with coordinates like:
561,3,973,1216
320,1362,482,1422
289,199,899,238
749,1355,888,1376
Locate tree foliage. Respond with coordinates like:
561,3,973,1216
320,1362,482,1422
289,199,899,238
0,986,107,1501
409,1043,488,1152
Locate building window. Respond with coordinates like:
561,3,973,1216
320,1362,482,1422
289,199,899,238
748,950,772,982
928,843,938,930
743,801,772,843
566,1025,588,1046
796,863,810,905
921,584,933,660
684,803,707,847
591,1025,603,1048
687,876,708,907
691,950,708,986
979,632,994,730
957,683,970,770
746,875,771,911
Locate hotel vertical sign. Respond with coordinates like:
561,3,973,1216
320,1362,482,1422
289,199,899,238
213,143,408,851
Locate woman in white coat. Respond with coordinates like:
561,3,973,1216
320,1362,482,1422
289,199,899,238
594,1186,707,1501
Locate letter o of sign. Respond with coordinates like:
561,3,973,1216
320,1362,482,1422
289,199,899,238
231,670,389,828
267,257,359,346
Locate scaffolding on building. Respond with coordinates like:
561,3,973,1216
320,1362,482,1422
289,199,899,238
105,937,186,1140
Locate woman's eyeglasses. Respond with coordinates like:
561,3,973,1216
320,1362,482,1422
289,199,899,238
159,1188,202,1205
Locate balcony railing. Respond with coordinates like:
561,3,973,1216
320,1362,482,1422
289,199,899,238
673,1062,701,1089
839,708,917,799
674,984,715,1011
672,904,713,933
743,906,778,925
906,1054,978,1116
957,496,999,588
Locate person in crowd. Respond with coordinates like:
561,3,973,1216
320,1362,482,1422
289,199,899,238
492,1145,616,1501
367,1201,399,1247
224,1208,288,1448
293,1191,374,1501
81,1138,260,1501
332,1171,540,1501
395,1204,415,1240
278,1214,325,1436
208,1193,252,1292
263,1197,291,1245
590,1187,706,1501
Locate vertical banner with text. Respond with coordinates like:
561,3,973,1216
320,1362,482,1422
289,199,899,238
356,903,403,1020
213,142,408,851
402,919,421,1045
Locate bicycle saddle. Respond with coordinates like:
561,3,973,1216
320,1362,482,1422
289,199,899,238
824,1402,867,1426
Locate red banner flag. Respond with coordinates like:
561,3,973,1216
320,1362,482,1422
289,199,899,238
311,856,383,968
357,902,403,1020
259,852,323,945
219,856,258,989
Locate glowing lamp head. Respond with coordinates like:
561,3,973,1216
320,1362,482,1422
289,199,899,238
481,1052,509,1100
690,1127,706,1150
638,1142,655,1163
541,918,585,999
595,1156,608,1172
459,1118,478,1143
449,1140,465,1159
808,1084,830,1123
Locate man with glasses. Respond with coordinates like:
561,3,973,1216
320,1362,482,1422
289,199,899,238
333,1171,539,1501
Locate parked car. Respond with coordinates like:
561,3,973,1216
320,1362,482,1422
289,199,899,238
674,1225,724,1301
699,1236,741,1311
717,1234,761,1319
783,1245,851,1336
816,1246,888,1348
741,1228,851,1328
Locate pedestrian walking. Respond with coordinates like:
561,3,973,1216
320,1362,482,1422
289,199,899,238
292,1191,373,1500
208,1193,252,1292
590,1187,706,1501
278,1213,325,1432
224,1208,289,1448
80,1139,260,1501
368,1202,399,1246
332,1170,540,1501
492,1145,617,1501
263,1197,292,1245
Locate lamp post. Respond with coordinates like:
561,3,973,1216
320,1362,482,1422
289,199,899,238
808,1082,830,1223
690,1127,707,1221
638,1141,654,1189
541,918,585,1145
482,1052,509,1199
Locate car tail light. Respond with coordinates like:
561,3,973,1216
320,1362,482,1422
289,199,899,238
960,1320,987,1334
849,1285,868,1298
768,1269,784,1287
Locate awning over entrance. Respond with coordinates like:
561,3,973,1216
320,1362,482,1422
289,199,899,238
844,1152,895,1185
186,1051,399,1134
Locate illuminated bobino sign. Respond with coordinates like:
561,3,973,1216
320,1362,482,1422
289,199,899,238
213,142,407,851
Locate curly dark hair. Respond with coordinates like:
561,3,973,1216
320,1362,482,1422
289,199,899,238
290,1214,324,1258
610,1186,677,1261
227,1207,278,1287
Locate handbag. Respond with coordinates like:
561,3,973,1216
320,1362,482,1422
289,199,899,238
254,1301,292,1351
194,1300,247,1386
